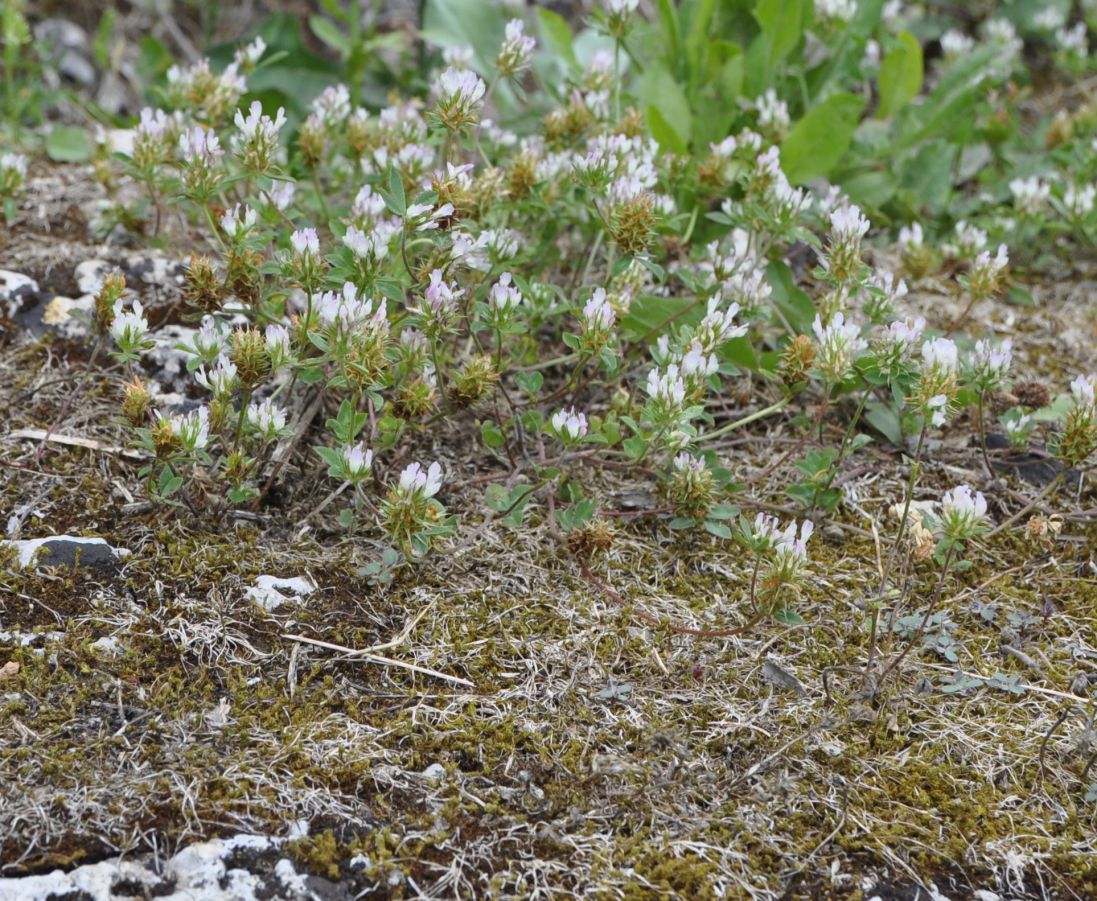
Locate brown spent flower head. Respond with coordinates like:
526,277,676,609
1026,513,1063,543
1014,381,1052,410
225,247,263,306
151,416,179,458
395,374,438,419
614,106,646,139
567,518,615,559
229,328,271,389
508,149,538,200
610,193,656,256
94,271,128,335
209,396,232,434
184,254,225,312
122,376,151,425
779,334,815,386
298,117,327,170
449,354,499,407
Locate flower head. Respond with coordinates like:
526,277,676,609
551,407,589,443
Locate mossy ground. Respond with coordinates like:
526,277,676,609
3,169,1097,899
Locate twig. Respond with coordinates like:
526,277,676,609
282,633,475,688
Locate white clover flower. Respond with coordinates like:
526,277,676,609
234,100,286,142
1062,182,1096,219
110,299,149,350
897,222,924,251
1034,8,1067,31
829,203,871,243
673,452,705,474
921,336,959,374
352,184,387,223
178,125,223,166
775,519,814,561
291,227,320,257
443,45,474,69
488,272,523,319
696,295,747,351
812,312,866,382
433,67,487,129
680,341,718,380
551,407,589,442
220,203,257,238
264,324,291,368
174,405,210,453
755,88,790,134
582,287,616,331
247,398,287,440
938,484,989,541
1071,373,1097,409
406,201,455,231
815,0,857,23
983,19,1024,65
968,338,1013,390
1009,176,1050,215
397,461,443,498
195,354,239,396
1,152,29,193
873,316,926,373
949,220,987,259
423,269,463,318
927,393,950,427
1057,22,1088,55
940,29,975,60
192,316,224,362
498,18,536,75
268,180,295,211
342,443,374,481
311,84,351,124
645,364,687,410
234,36,267,68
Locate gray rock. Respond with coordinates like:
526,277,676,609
5,535,129,570
0,270,40,319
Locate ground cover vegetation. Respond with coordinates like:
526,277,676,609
3,0,1097,897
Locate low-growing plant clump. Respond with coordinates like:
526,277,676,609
3,0,1097,897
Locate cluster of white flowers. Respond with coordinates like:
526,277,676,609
497,19,536,75
1,152,29,193
940,29,975,61
919,336,960,426
233,101,286,172
938,484,989,541
110,298,150,353
815,0,857,24
872,315,926,373
172,406,211,453
755,89,790,135
1056,22,1088,55
946,220,988,259
752,513,814,561
316,282,388,335
246,399,288,442
196,355,239,397
342,443,374,482
551,407,589,443
694,295,749,352
1072,373,1097,411
396,461,443,499
580,287,616,346
1062,182,1096,219
812,312,866,383
221,204,257,239
343,223,396,268
967,338,1013,391
1009,176,1050,215
433,67,487,129
179,125,223,167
